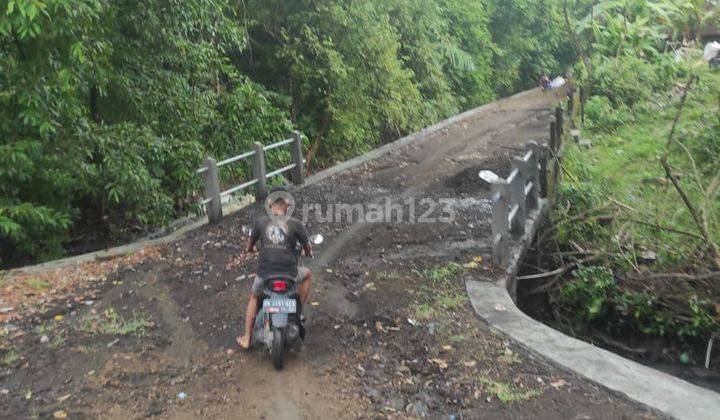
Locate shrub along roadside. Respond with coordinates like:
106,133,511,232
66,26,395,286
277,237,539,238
548,62,720,361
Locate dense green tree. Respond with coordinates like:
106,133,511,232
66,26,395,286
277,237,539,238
486,0,577,95
0,0,291,266
240,0,426,167
440,0,496,106
0,0,574,266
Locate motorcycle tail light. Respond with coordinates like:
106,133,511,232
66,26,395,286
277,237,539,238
271,280,288,292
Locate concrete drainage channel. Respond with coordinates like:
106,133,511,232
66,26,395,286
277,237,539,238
465,108,720,419
466,254,720,419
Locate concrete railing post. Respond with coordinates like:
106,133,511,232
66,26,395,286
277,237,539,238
580,86,586,125
550,142,561,206
491,180,510,267
203,157,222,224
539,143,549,199
555,106,564,139
555,142,563,188
525,141,539,210
252,142,268,203
289,130,305,185
508,163,526,237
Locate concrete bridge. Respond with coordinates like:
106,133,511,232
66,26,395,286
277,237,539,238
2,87,718,419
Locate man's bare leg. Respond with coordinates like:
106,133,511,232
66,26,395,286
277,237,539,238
298,271,312,303
237,293,258,349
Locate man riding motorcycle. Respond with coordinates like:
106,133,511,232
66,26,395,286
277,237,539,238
237,186,313,350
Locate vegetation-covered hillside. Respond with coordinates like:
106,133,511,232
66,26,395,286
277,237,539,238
544,0,720,364
0,0,575,267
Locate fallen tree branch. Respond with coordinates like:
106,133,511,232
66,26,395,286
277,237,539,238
524,255,606,295
595,333,648,355
616,222,642,275
546,145,580,184
607,197,635,212
618,218,706,241
627,271,720,282
659,76,720,269
536,204,614,245
527,272,572,295
517,265,572,281
546,250,616,258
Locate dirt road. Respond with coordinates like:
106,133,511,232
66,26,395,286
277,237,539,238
1,89,659,419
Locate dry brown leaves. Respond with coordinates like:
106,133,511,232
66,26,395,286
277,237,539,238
0,246,167,323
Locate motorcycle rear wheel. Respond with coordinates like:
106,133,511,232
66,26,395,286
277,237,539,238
272,329,284,370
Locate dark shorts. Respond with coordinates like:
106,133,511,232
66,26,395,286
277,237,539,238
251,266,311,296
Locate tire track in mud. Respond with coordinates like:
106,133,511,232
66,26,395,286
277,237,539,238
138,268,208,366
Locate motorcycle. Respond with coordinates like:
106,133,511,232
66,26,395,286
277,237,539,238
253,274,304,370
243,226,323,370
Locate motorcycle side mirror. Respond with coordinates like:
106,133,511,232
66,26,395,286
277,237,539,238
310,234,324,245
241,225,252,236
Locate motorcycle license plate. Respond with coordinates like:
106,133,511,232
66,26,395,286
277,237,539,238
263,299,296,314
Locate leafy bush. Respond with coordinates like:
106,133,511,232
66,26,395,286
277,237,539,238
686,108,720,168
559,266,718,340
584,95,635,131
552,151,612,245
612,291,661,335
591,56,660,108
79,124,198,231
560,266,616,322
583,54,684,131
0,203,72,264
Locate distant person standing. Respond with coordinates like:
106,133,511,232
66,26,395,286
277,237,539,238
540,74,551,91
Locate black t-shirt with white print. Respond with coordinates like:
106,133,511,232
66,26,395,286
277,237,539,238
250,215,309,279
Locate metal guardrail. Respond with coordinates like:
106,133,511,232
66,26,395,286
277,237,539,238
488,106,565,267
197,131,304,223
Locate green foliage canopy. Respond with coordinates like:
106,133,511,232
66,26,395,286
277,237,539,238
0,0,575,267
